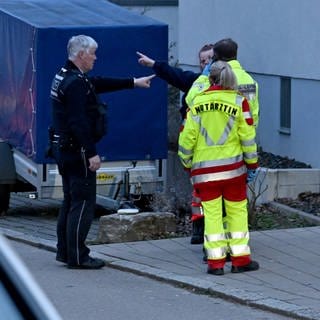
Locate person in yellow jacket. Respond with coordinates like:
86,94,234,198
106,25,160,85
186,38,259,127
178,60,259,275
185,38,259,259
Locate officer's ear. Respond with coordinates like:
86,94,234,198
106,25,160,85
78,50,86,60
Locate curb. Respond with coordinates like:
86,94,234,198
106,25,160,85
105,258,316,320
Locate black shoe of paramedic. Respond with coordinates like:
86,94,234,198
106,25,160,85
231,260,259,273
207,267,224,276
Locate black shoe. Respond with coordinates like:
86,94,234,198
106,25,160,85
191,235,204,244
190,219,204,244
231,260,259,273
68,257,105,269
207,267,224,276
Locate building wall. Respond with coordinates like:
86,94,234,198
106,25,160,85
179,0,319,78
109,0,178,63
178,0,320,168
257,75,320,167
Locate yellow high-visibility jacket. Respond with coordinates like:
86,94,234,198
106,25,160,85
185,60,259,127
178,86,258,187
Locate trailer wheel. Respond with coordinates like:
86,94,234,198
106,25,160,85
0,184,10,215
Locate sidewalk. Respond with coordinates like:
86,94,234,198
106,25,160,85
1,194,320,320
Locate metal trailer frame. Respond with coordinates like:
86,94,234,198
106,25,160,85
5,147,166,210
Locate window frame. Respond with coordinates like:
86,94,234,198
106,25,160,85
279,76,291,135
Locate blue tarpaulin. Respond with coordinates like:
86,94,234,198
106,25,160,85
0,0,168,163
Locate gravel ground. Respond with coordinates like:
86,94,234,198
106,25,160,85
258,149,312,169
174,200,317,237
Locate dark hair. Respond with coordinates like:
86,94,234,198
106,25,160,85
213,38,238,61
198,44,214,55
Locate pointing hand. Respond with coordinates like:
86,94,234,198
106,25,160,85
134,74,156,88
136,51,155,68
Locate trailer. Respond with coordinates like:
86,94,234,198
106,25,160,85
0,0,168,214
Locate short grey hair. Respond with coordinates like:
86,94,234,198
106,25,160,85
67,35,98,60
209,60,237,90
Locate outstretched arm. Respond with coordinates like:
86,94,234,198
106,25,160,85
137,51,200,92
91,74,155,93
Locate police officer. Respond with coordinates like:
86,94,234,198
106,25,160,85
178,61,259,275
50,35,154,269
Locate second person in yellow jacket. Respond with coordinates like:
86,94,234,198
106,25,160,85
186,38,259,127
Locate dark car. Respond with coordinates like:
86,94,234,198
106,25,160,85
0,233,62,319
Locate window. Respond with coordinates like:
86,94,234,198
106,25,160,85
279,77,291,134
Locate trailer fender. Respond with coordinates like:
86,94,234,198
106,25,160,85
0,142,16,184
0,142,16,214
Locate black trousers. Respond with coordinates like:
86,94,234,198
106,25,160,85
53,146,96,265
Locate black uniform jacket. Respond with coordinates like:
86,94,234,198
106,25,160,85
51,60,134,158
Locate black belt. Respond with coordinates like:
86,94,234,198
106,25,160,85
51,133,79,150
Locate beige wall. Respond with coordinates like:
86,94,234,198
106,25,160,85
179,0,320,80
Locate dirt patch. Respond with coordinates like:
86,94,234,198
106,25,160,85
250,202,317,231
258,150,312,169
275,192,320,217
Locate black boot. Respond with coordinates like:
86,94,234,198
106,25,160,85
231,260,259,273
190,218,204,244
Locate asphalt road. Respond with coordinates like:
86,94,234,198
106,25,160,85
10,240,293,320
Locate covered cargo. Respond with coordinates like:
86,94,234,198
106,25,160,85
0,0,168,164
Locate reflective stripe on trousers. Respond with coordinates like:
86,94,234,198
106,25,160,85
191,189,203,218
202,195,251,263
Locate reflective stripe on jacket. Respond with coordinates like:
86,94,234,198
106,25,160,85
229,60,259,127
185,60,259,126
178,87,258,187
